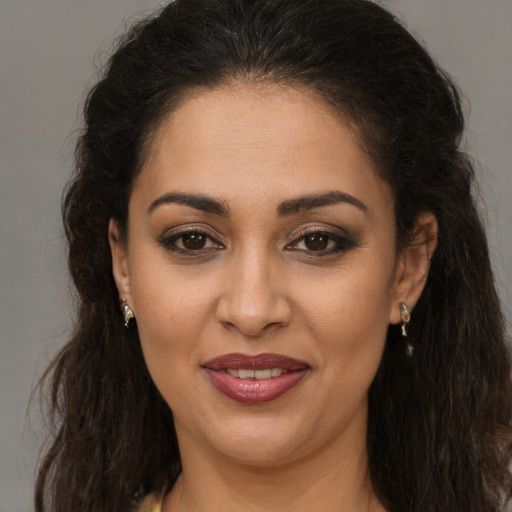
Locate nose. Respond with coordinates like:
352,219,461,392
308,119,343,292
215,250,292,338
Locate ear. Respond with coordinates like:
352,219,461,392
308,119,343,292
108,219,133,306
389,212,438,325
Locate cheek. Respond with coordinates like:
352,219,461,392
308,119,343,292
128,257,218,385
132,284,212,420
301,258,394,328
297,258,394,374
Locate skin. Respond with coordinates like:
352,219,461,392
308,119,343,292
109,83,437,512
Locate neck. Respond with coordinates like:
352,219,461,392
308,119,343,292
163,413,386,512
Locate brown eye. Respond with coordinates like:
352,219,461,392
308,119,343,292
181,233,207,250
287,229,357,256
159,229,223,254
304,233,329,251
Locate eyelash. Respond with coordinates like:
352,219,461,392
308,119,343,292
159,227,224,255
286,228,358,256
158,226,357,257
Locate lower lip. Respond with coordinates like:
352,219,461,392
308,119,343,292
203,368,309,404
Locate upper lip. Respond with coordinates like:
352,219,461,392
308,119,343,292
202,352,309,371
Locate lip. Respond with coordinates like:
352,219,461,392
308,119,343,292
202,352,309,371
202,353,309,404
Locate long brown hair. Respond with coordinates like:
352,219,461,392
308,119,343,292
36,1,512,511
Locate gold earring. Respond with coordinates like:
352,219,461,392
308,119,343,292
400,303,410,336
400,303,413,356
120,299,135,328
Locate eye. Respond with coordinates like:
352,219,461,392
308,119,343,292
287,229,357,255
159,228,224,254
300,233,334,251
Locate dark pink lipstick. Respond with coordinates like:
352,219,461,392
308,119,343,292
202,352,309,404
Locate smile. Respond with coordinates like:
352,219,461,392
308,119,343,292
225,368,288,379
202,353,309,404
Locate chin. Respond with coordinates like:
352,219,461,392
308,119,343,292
197,412,319,466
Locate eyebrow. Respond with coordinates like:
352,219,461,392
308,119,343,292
277,191,369,216
147,190,368,217
148,192,231,216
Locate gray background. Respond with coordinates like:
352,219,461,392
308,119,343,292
1,1,511,511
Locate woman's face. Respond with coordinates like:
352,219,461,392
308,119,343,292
110,84,422,466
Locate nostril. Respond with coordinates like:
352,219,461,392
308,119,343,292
217,313,290,338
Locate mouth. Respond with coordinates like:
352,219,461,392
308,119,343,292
202,353,310,404
225,367,289,379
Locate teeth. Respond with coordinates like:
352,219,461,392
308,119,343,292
238,369,255,379
255,369,272,380
225,368,288,379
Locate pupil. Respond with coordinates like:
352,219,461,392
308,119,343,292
182,233,206,250
305,234,328,251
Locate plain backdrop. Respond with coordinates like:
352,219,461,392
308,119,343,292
1,1,511,511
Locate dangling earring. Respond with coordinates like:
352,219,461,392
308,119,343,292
120,298,135,328
400,303,413,356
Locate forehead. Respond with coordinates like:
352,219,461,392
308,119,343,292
134,83,392,217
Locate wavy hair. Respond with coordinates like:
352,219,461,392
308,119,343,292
36,1,512,511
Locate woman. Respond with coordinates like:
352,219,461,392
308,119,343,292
35,0,512,511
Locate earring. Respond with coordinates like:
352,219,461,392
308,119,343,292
120,298,135,328
400,303,413,356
